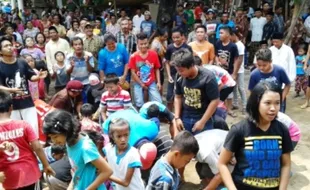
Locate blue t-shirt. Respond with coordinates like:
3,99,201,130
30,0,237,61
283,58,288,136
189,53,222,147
98,43,129,80
296,55,310,75
67,135,106,190
139,101,167,119
248,64,291,90
216,21,235,39
141,20,156,38
174,13,188,32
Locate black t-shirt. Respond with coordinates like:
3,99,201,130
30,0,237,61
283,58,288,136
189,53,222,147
224,119,293,190
0,59,36,110
215,41,239,74
165,43,192,76
50,156,72,182
175,66,219,117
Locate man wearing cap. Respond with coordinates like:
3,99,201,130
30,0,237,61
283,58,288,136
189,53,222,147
84,23,102,59
49,80,83,116
87,73,105,113
140,11,156,40
205,9,219,45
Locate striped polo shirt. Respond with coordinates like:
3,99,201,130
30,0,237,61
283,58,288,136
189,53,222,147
99,87,132,116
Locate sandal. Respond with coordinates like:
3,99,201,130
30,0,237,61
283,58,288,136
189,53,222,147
228,111,237,118
301,103,310,109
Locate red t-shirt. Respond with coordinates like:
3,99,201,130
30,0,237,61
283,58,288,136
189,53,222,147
0,120,41,189
128,50,161,86
195,6,203,19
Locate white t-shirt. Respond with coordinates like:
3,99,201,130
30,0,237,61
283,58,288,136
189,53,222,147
250,17,267,42
133,14,145,29
235,41,245,73
104,144,145,190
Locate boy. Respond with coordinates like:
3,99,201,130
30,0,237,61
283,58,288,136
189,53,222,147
80,103,102,133
38,145,66,170
100,73,132,120
146,131,199,189
248,49,291,112
0,90,55,190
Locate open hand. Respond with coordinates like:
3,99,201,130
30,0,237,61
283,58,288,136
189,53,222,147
0,141,12,152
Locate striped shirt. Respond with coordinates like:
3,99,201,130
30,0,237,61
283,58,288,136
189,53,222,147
146,156,179,190
116,31,137,55
153,130,173,160
99,87,132,116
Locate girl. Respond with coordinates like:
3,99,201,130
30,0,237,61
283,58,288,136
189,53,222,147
218,81,293,190
43,110,113,190
43,28,50,42
301,44,310,109
34,32,46,53
104,118,145,190
20,37,45,60
35,60,50,100
295,44,309,97
24,54,40,101
53,51,69,92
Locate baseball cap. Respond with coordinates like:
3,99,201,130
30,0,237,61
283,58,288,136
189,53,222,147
66,80,83,92
139,142,157,170
207,9,215,14
89,73,100,87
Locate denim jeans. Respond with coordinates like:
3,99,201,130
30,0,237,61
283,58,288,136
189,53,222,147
181,114,214,135
281,98,286,113
133,82,162,107
233,73,247,109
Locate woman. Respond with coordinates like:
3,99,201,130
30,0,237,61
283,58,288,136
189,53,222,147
98,34,130,88
20,37,45,61
218,81,293,190
41,14,51,29
34,32,46,53
32,13,44,32
43,28,50,42
67,20,80,40
150,28,168,95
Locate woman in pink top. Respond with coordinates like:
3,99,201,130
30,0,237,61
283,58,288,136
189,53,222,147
31,14,44,32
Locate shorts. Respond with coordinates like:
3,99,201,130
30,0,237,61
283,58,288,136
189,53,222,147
166,81,175,103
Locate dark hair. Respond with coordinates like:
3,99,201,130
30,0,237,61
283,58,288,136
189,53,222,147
43,110,81,146
54,51,65,59
298,44,308,53
260,40,268,45
171,131,199,155
104,33,117,44
147,104,160,118
95,17,102,23
35,60,48,71
35,32,46,44
70,36,83,46
275,5,282,10
266,11,274,16
195,25,206,32
71,20,79,28
171,48,194,69
104,73,119,84
156,28,167,37
246,81,282,125
136,32,148,41
81,103,95,117
11,23,17,31
48,26,58,33
24,36,34,46
256,49,272,62
171,27,184,36
109,118,130,145
0,36,13,51
193,55,202,66
51,145,66,154
0,90,13,113
83,130,105,145
194,19,202,24
219,26,233,35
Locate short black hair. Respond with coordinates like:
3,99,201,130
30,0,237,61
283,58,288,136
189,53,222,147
193,56,202,66
35,32,46,44
147,104,160,118
70,36,83,46
80,103,95,117
0,36,12,51
104,73,119,84
195,25,206,32
51,145,66,154
0,90,12,113
275,5,282,10
104,33,117,44
219,26,233,35
136,32,148,41
256,48,272,62
298,44,308,52
246,81,282,125
260,40,268,45
171,48,194,69
95,17,102,23
35,60,48,71
171,27,184,36
48,26,58,33
266,11,274,16
171,131,199,155
54,51,65,59
194,19,202,24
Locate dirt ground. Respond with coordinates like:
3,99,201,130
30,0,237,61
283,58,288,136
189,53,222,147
180,70,310,190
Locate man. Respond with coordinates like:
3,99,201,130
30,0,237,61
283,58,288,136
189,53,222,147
45,26,70,76
52,14,66,38
187,19,202,44
116,19,137,55
215,26,240,117
141,11,156,40
106,15,121,36
215,12,235,41
189,25,215,65
233,7,249,44
49,80,83,116
83,23,102,59
184,3,194,31
274,6,284,33
173,5,188,34
205,9,218,45
117,9,130,25
249,8,266,66
23,21,40,39
165,28,192,111
262,12,278,43
132,8,145,34
194,2,204,20
128,33,162,109
0,36,47,136
172,48,219,135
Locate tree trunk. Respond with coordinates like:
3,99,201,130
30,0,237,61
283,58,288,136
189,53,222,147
156,0,178,29
284,0,307,44
229,0,236,20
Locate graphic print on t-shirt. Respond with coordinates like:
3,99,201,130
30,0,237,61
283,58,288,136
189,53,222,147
184,86,201,109
243,136,282,188
0,128,25,161
5,70,29,97
136,61,153,84
110,55,123,69
217,49,231,69
260,76,279,87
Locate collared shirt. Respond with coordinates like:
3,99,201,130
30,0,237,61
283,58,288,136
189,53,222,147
53,24,67,37
250,17,267,42
262,21,278,41
83,35,102,57
106,23,121,36
116,31,137,54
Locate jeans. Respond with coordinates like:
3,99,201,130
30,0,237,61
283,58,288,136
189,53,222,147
181,114,213,135
281,98,286,113
233,73,247,109
133,82,162,107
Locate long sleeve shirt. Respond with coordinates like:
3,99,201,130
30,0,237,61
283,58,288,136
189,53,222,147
250,17,267,42
262,21,278,41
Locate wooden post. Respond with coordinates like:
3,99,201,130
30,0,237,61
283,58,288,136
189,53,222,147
114,0,117,19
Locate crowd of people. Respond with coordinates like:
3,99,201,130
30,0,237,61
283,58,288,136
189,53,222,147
0,1,308,190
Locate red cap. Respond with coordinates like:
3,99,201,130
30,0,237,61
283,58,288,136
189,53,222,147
66,80,83,91
139,142,157,170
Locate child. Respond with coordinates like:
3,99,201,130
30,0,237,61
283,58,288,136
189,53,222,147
100,73,133,121
35,60,50,100
80,103,102,133
295,44,309,97
104,118,145,189
43,109,113,190
24,54,40,101
252,40,268,72
0,90,55,190
146,131,199,189
53,51,69,92
38,145,66,170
